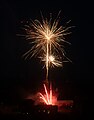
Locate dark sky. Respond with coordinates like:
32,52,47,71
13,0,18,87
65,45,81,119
0,0,94,100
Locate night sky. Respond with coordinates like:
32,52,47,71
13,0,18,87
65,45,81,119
0,0,94,103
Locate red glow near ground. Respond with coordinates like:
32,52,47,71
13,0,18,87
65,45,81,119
39,83,56,105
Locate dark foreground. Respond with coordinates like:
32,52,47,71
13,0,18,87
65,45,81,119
0,112,91,120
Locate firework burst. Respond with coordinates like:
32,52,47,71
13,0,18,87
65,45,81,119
23,12,72,80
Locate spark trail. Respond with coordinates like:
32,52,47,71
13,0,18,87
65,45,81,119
39,83,53,105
